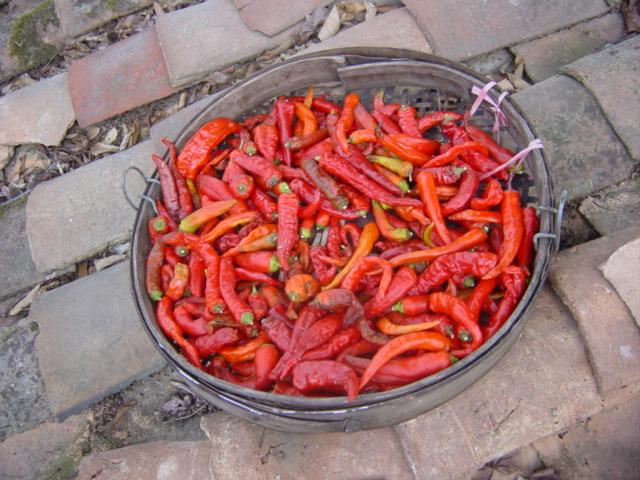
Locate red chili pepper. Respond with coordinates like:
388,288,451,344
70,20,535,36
441,168,480,216
335,93,359,153
201,211,259,243
364,266,417,318
466,277,498,320
178,199,237,233
248,188,276,222
414,252,498,293
285,273,320,303
196,174,249,214
392,295,430,316
293,360,359,400
252,124,279,161
219,331,269,363
156,297,201,368
347,350,451,385
339,146,402,195
465,125,515,165
223,160,254,200
483,190,523,279
229,150,282,191
310,246,337,286
418,111,462,132
293,102,318,136
341,256,392,296
348,129,377,145
416,171,452,244
429,292,482,354
177,118,241,179
219,257,254,325
234,267,282,287
397,106,421,138
442,124,507,180
354,103,377,130
483,266,526,339
148,216,170,243
373,110,401,134
173,303,210,336
449,209,502,224
416,166,466,186
286,129,329,151
254,344,280,390
275,97,295,166
301,326,361,361
470,178,503,210
156,201,178,231
517,207,539,275
161,138,195,219
370,201,411,243
190,242,224,315
424,142,489,168
262,316,292,352
276,193,300,272
378,136,430,166
194,327,239,357
300,157,349,210
233,251,280,274
188,252,205,298
151,154,180,222
247,286,269,321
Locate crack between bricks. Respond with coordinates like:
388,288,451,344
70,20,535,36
391,425,419,479
492,400,521,433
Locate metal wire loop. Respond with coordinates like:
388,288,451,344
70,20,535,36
122,166,158,215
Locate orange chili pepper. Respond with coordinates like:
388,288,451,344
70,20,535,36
218,332,269,363
294,102,318,136
483,190,523,279
372,200,412,242
285,273,320,303
336,93,359,154
416,171,452,244
376,316,441,335
323,223,379,290
201,211,259,243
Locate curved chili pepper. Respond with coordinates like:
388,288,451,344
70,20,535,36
372,200,412,242
372,165,409,193
341,256,392,297
414,252,498,293
418,111,462,132
392,295,430,316
483,190,523,279
449,209,502,224
517,207,539,275
376,316,441,335
466,277,498,320
441,168,480,216
223,160,254,199
310,246,337,286
378,135,430,166
254,344,280,391
354,103,377,130
301,326,361,361
173,303,210,336
429,292,482,354
201,211,259,243
373,110,401,134
442,124,507,179
483,266,526,339
341,186,370,217
424,142,489,168
252,124,279,161
151,154,180,222
293,360,359,400
276,193,299,271
218,331,269,363
348,128,377,145
234,267,282,287
339,146,402,195
230,150,282,190
161,138,194,220
165,263,189,301
300,157,349,210
470,178,503,210
188,252,205,298
335,93,359,153
194,327,239,357
465,125,515,165
416,166,466,185
156,297,201,367
178,199,236,233
293,102,318,136
416,171,452,244
233,251,280,274
177,118,241,179
364,266,417,318
368,155,413,178
218,257,254,325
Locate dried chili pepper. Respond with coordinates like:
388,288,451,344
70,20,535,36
449,209,502,224
178,199,236,233
293,102,318,136
465,125,514,165
335,93,359,153
148,216,170,243
483,190,523,279
392,295,430,316
376,316,441,335
247,286,269,321
483,266,526,338
286,129,329,151
285,274,320,303
466,277,498,320
156,297,201,368
165,263,189,301
373,110,401,134
194,327,239,357
372,200,412,242
234,267,282,287
275,97,295,166
517,207,539,275
418,111,462,132
368,155,413,178
364,266,417,318
424,142,489,168
414,252,498,293
188,252,205,298
252,123,279,161
301,326,361,361
223,160,254,199
151,154,180,222
470,178,503,210
230,150,282,191
397,105,421,138
441,168,480,216
254,344,280,390
276,193,300,271
300,157,349,210
340,146,403,195
429,292,482,354
293,360,359,400
323,223,379,290
416,171,452,244
201,211,259,243
219,332,269,363
378,135,431,165
219,257,254,325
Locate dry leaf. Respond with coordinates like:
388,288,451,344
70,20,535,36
497,78,516,93
364,1,377,21
104,127,118,144
153,1,165,16
296,6,329,43
94,254,126,271
129,120,140,147
77,261,89,277
9,284,41,316
119,124,131,151
90,142,120,156
178,92,187,109
340,1,366,13
318,5,341,41
86,126,100,140
506,72,530,90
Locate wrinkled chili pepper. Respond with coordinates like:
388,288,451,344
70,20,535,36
483,190,523,279
341,256,393,297
364,266,417,318
517,207,539,275
234,267,282,287
151,154,180,222
188,252,205,298
483,266,526,338
275,97,295,166
429,292,482,354
373,110,401,134
276,193,300,271
223,160,254,199
285,273,320,303
416,171,452,244
219,257,254,325
449,209,502,224
323,223,379,290
248,286,269,321
397,105,421,137
194,327,239,357
252,124,279,161
418,111,462,132
335,93,359,153
293,360,359,400
156,297,201,367
300,157,349,210
424,142,489,168
470,178,503,210
414,252,498,294
441,168,480,216
340,145,402,195
166,263,189,301
301,326,361,361
465,125,515,165
230,150,282,190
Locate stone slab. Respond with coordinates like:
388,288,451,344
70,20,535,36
54,0,153,37
579,177,640,235
0,73,75,146
233,0,331,36
562,35,640,161
26,141,155,273
600,237,640,326
402,0,610,61
512,74,633,201
549,227,640,399
297,7,432,56
512,13,626,82
31,261,165,418
68,27,175,127
396,287,602,479
156,0,298,88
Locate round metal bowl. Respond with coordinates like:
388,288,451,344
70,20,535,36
130,48,559,433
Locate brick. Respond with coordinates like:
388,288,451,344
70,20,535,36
549,227,640,399
512,75,633,201
298,7,432,56
68,27,175,127
0,73,75,146
199,414,414,480
156,0,298,88
396,287,602,479
402,0,611,61
26,141,155,273
234,0,331,36
579,177,640,235
600,237,640,327
0,413,88,480
562,36,640,160
31,261,165,418
512,13,625,82
54,0,153,37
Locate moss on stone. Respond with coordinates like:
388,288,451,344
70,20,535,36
8,0,60,70
104,0,119,11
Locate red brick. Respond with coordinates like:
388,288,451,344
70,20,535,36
68,27,175,127
234,0,332,36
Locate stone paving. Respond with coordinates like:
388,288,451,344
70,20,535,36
1,0,640,478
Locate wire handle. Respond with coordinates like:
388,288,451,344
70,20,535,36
122,166,160,216
534,190,567,252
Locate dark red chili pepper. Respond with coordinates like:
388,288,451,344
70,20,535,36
292,360,359,400
262,316,292,352
339,146,402,195
194,327,239,356
162,137,194,219
470,178,503,210
252,124,279,161
418,111,462,132
230,150,282,190
219,257,254,325
301,326,361,361
364,266,417,318
250,188,278,222
483,190,523,279
429,292,482,353
416,171,452,244
517,207,539,275
248,286,269,321
465,125,515,165
275,97,295,166
310,247,337,286
346,350,451,385
300,157,349,210
188,252,205,298
223,160,254,200
373,110,401,134
276,193,300,272
441,168,480,216
234,267,282,287
482,266,526,339
414,252,498,294
397,105,421,138
254,344,280,391
151,154,180,222
156,297,201,368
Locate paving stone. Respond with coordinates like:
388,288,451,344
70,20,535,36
0,197,70,301
600,237,640,326
512,74,633,201
0,73,75,146
26,141,155,273
31,256,165,418
512,13,626,82
579,177,640,235
68,27,175,127
156,0,298,88
532,396,640,480
0,413,88,480
549,227,640,399
402,0,611,61
54,0,153,37
562,35,640,161
233,0,331,36
464,49,513,76
396,287,602,479
298,7,432,56
199,413,414,480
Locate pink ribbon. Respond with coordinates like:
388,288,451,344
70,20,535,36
469,81,509,134
479,138,544,181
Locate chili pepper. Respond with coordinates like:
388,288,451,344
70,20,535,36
190,243,224,315
397,105,422,138
292,360,358,400
376,316,441,335
194,327,239,357
483,266,526,339
466,277,498,320
315,210,331,229
160,141,194,221
218,257,254,325
442,123,507,179
177,118,241,179
247,286,269,321
301,326,361,361
261,287,289,310
372,165,410,193
517,207,539,275
223,224,277,256
156,297,201,367
284,273,320,303
424,142,489,168
372,200,412,242
341,256,392,297
293,102,318,136
201,211,259,243
299,187,321,219
340,186,369,217
275,97,295,166
378,135,430,166
252,124,279,161
223,160,254,199
146,235,169,301
359,331,450,390
354,103,377,130
429,292,482,353
449,209,502,224
178,199,237,233
272,382,303,396
483,190,523,279
249,188,275,222
368,154,413,178
233,251,280,274
286,129,329,151
390,228,487,267
414,252,498,293
364,266,417,317
488,223,503,254
161,264,172,294
335,93,359,153
299,217,314,240
243,113,268,129
188,252,205,298
219,331,269,363
340,146,404,194
148,216,170,243
310,247,337,286
465,125,515,165
300,157,349,210
418,111,462,132
173,304,210,336
416,171,452,244
441,168,480,216
392,295,430,316
151,154,180,222
253,344,280,391
230,150,282,190
348,129,377,144
470,178,503,210
202,148,232,174
416,166,466,186
348,350,452,386
196,174,249,214
156,201,179,230
373,110,401,134
262,316,291,352
276,193,300,272
234,267,281,287
208,358,255,387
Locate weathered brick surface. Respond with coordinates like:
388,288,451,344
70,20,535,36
600,237,640,327
26,141,155,273
31,252,164,418
396,287,602,479
562,35,640,161
156,0,297,88
512,75,633,201
54,0,153,37
0,73,75,146
512,13,626,82
234,0,331,36
402,0,610,61
68,27,175,127
579,177,640,235
298,7,431,56
549,227,640,399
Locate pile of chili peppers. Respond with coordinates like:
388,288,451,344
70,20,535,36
145,88,539,400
